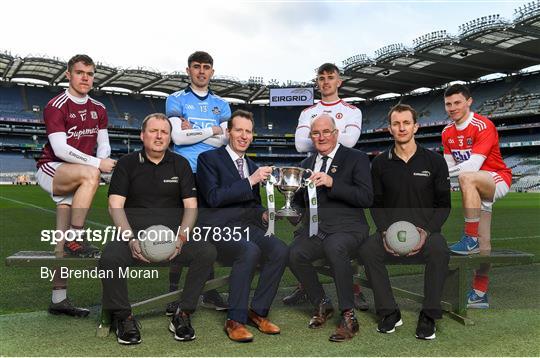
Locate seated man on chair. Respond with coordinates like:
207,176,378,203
288,113,373,342
359,104,451,340
196,109,289,343
100,113,216,345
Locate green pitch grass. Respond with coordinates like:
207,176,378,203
0,186,539,356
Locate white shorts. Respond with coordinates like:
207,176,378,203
36,162,73,206
489,172,510,202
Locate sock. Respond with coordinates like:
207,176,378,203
70,225,85,241
52,288,67,303
353,283,362,294
464,217,480,237
472,274,489,294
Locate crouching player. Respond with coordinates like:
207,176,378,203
442,84,512,308
35,54,116,316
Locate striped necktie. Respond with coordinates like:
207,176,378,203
236,158,245,179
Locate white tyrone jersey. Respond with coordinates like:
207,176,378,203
295,99,362,153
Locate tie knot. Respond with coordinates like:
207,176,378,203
321,156,329,162
236,158,243,166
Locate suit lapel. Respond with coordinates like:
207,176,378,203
327,145,346,179
308,153,317,171
218,147,241,179
246,156,258,175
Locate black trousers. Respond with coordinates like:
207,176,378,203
99,239,216,318
289,232,364,311
358,232,450,319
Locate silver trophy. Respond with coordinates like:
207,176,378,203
272,166,313,217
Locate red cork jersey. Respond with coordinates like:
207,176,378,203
442,112,511,186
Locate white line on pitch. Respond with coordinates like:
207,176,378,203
0,196,108,228
491,235,540,241
2,195,538,239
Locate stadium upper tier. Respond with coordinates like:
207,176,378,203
1,1,539,101
1,71,539,135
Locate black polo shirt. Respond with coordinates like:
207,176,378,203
108,150,196,233
370,143,451,234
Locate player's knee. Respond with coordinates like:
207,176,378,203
80,166,101,186
458,172,475,188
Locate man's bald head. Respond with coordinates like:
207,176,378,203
310,113,336,130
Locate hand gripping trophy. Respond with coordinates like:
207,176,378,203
264,166,318,236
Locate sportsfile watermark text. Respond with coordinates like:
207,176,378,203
40,226,250,245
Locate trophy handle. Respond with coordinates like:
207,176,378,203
302,169,313,186
271,166,281,184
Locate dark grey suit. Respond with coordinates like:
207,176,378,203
289,145,373,311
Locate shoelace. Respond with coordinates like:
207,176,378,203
176,312,191,326
65,241,83,252
122,316,142,333
315,298,332,316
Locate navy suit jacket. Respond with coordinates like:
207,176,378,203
293,145,373,236
196,146,266,228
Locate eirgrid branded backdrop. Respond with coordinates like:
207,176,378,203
269,88,314,107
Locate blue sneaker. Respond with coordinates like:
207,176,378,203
467,290,489,309
449,235,479,255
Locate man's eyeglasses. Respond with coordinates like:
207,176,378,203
310,129,336,138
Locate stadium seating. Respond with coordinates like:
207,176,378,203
0,153,37,172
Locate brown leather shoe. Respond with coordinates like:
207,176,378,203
224,319,253,342
329,309,359,342
248,309,280,334
308,298,334,329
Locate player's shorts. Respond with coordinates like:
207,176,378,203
36,162,73,205
489,171,509,202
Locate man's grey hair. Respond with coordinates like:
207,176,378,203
310,113,336,130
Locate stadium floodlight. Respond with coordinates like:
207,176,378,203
248,76,264,85
514,0,540,21
374,43,409,61
342,54,369,68
458,13,506,36
413,30,453,50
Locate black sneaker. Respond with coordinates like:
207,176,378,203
354,291,369,311
415,311,436,340
377,309,403,333
64,240,100,258
165,301,179,316
48,298,90,317
115,315,142,345
282,286,307,306
169,311,195,341
201,290,228,311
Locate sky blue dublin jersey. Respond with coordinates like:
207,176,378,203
166,87,231,172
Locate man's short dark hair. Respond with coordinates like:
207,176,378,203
444,83,471,99
317,63,340,76
67,54,95,72
141,113,172,132
228,109,254,130
188,51,214,67
388,103,418,124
